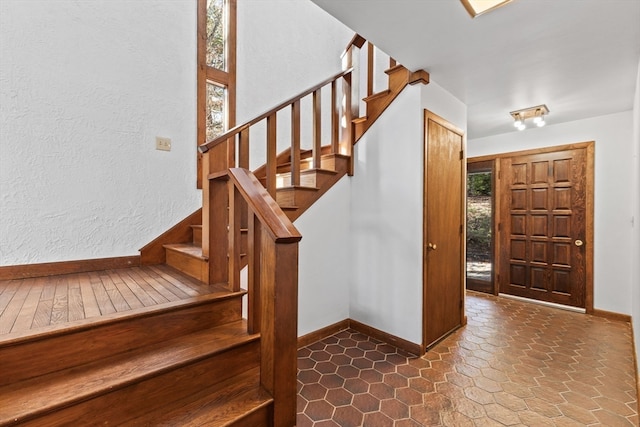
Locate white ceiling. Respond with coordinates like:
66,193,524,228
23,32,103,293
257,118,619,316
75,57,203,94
311,0,640,139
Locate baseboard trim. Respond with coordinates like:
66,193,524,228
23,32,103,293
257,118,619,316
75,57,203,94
298,318,421,356
498,293,586,314
297,319,350,349
592,308,632,323
0,256,141,280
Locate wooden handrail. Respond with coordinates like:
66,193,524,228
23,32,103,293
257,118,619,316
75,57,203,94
227,168,301,243
208,168,300,426
199,68,353,153
341,33,366,58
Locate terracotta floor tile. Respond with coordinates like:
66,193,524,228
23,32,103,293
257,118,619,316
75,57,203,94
297,292,638,426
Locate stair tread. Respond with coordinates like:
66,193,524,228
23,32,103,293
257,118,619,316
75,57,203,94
276,185,319,192
363,89,391,102
164,243,207,260
0,320,258,424
277,167,338,177
132,366,272,426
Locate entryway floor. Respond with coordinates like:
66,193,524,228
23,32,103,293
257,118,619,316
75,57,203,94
297,291,638,426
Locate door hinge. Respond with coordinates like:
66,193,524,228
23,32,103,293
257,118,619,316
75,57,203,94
460,150,464,160
498,223,502,232
460,224,464,234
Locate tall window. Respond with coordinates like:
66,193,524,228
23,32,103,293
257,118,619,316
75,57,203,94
197,0,236,187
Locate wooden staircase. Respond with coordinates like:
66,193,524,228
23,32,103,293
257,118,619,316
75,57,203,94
0,34,429,427
0,282,274,426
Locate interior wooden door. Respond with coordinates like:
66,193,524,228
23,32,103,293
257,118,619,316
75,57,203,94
499,148,587,308
423,111,465,350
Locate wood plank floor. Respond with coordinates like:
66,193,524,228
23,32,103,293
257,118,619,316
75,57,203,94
0,265,222,338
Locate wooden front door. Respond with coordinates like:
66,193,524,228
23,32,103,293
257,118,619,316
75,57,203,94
499,147,588,308
423,110,465,350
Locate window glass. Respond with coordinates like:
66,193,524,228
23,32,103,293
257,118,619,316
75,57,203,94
206,82,226,141
206,0,226,70
466,171,492,283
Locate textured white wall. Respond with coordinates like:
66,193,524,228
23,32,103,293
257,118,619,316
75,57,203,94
631,59,640,368
468,112,635,315
349,88,424,344
236,0,352,170
0,1,200,265
295,177,351,336
349,84,467,345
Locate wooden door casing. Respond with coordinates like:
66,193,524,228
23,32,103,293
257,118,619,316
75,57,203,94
423,110,465,351
499,148,588,308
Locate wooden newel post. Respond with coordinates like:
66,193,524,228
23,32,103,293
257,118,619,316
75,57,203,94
260,235,299,427
207,173,230,286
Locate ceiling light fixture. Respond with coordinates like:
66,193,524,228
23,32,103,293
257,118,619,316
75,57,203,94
510,105,549,131
460,0,513,18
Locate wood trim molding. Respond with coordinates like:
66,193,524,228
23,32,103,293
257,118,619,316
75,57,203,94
297,319,422,356
297,319,350,349
349,319,422,356
591,309,632,323
0,256,141,281
139,209,202,265
468,141,594,163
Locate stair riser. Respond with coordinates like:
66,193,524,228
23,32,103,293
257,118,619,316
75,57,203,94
278,173,317,188
191,226,202,246
13,341,260,426
0,297,243,387
165,249,208,282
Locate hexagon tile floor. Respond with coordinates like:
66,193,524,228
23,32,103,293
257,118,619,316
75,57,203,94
297,291,639,426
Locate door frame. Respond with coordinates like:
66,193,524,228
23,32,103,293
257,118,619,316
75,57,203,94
468,141,594,313
422,109,467,353
466,159,496,294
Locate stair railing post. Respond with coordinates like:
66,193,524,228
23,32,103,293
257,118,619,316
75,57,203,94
266,114,277,197
247,211,262,335
312,89,322,170
331,80,339,155
342,72,354,176
291,100,301,187
228,184,242,292
259,235,299,427
207,174,230,286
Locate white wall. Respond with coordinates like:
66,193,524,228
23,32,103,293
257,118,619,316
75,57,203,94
237,0,353,169
0,1,200,265
349,83,466,345
631,59,640,369
295,177,351,336
468,111,635,315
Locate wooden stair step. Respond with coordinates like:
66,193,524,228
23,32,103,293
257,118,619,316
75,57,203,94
0,320,260,425
164,243,208,282
164,243,207,260
277,168,338,188
0,287,245,387
363,89,391,103
275,185,319,207
130,366,272,426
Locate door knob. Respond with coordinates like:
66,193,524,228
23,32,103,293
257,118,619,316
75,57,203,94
574,239,584,247
428,243,437,250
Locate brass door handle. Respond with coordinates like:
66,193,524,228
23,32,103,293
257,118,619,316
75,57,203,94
575,239,584,247
427,243,437,250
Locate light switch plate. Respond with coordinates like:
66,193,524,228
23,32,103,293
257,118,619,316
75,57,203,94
156,136,171,151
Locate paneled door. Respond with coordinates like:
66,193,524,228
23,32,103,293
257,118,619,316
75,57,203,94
499,148,588,308
423,110,465,350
